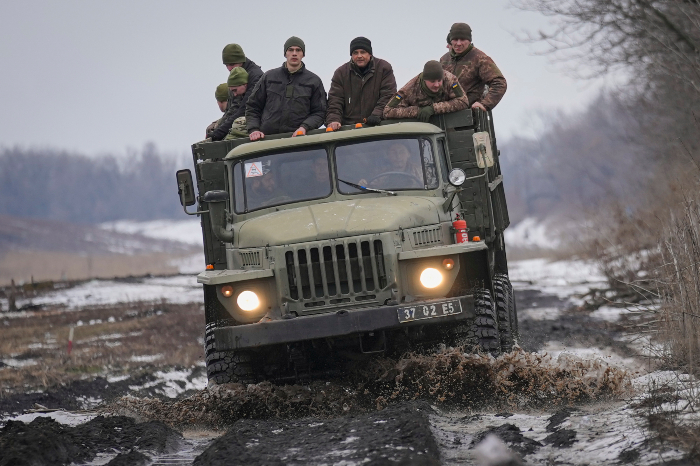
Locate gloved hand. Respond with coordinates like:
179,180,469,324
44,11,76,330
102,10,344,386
417,105,434,122
365,115,382,126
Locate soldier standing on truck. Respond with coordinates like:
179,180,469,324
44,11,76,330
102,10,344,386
383,60,469,121
204,83,229,138
325,37,397,130
440,23,507,112
224,68,249,140
208,44,264,141
246,37,327,141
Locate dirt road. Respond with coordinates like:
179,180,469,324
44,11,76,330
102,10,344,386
0,259,695,465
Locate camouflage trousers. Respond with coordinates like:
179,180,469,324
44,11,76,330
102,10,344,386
224,116,248,140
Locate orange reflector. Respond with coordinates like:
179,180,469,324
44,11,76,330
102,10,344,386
221,285,233,298
206,264,214,270
326,127,334,132
473,236,481,241
355,123,363,128
295,130,304,136
442,258,455,270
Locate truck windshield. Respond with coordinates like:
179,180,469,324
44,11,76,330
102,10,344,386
335,138,439,194
233,148,331,213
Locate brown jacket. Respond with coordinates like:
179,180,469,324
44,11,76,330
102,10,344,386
439,45,506,110
383,70,469,119
326,57,397,125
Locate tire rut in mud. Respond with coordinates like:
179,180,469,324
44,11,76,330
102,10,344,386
0,415,181,466
193,401,440,465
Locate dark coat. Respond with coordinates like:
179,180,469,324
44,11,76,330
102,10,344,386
210,58,264,141
325,57,397,126
245,63,327,135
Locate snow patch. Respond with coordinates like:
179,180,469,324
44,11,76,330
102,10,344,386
99,219,203,246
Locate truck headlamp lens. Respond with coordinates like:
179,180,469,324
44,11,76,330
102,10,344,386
448,168,466,186
420,268,443,289
237,290,260,311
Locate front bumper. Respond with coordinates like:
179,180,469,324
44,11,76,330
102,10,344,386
213,294,476,350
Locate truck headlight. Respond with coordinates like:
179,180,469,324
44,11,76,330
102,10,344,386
237,290,260,311
419,268,443,289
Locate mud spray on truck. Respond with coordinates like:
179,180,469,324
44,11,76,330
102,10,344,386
176,109,516,384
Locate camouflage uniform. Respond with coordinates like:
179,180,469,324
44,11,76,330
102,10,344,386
439,44,506,111
224,116,248,140
383,70,468,119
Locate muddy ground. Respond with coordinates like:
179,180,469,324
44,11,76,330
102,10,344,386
0,270,697,465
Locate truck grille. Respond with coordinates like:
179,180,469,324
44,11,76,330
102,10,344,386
410,226,443,248
240,250,262,267
284,239,387,307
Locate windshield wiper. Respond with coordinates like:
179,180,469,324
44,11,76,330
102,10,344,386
338,179,397,196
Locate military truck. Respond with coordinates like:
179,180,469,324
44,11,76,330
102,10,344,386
176,109,516,384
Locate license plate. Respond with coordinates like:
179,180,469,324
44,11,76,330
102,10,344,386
397,299,462,323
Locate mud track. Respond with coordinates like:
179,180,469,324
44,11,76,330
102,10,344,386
0,268,695,465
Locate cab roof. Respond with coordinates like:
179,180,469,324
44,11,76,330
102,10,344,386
224,122,443,160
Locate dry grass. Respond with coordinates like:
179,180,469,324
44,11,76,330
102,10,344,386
0,250,195,286
0,300,205,396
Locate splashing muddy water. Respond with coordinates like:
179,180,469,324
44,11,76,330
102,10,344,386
107,348,631,429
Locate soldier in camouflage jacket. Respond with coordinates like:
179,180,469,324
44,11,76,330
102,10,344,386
383,60,469,121
440,23,507,111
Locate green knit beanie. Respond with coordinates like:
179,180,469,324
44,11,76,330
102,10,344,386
449,23,472,41
222,44,246,64
227,67,249,87
284,36,305,55
215,83,229,102
422,60,444,81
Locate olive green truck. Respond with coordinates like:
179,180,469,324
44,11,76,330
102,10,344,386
176,109,516,384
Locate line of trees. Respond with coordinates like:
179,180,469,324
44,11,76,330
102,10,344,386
0,144,189,224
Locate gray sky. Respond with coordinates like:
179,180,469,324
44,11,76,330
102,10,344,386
0,0,611,157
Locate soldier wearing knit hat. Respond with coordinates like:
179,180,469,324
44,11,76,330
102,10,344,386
246,36,326,141
384,60,468,122
209,43,264,141
326,37,396,130
439,22,507,111
205,83,231,139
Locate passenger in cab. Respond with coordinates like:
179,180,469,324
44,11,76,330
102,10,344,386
224,68,249,140
205,83,229,139
325,37,396,130
209,44,264,141
383,60,468,121
440,23,507,111
247,162,289,208
246,37,327,141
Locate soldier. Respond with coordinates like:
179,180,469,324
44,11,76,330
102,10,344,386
224,68,249,140
205,83,229,138
246,37,327,141
383,60,469,121
440,23,507,111
208,44,264,141
326,37,396,130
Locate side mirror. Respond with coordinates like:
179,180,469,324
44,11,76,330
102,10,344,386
473,132,494,168
176,169,196,207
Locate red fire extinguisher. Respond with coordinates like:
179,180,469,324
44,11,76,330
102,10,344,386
453,215,469,243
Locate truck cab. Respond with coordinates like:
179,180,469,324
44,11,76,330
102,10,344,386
177,109,516,384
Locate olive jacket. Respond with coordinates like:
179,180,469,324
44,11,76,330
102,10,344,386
210,58,264,141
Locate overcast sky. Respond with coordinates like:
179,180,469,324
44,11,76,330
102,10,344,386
0,0,613,157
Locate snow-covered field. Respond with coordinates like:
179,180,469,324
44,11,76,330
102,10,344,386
2,219,697,464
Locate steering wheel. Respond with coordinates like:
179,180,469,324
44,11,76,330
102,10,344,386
367,171,423,186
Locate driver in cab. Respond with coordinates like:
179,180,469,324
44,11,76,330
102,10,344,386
359,142,423,189
247,162,289,208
